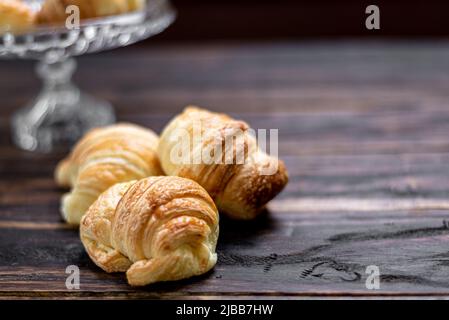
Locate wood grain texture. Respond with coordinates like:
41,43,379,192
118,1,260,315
1,41,449,298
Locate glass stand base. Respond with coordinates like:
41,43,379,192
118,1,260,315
11,58,115,152
12,92,115,152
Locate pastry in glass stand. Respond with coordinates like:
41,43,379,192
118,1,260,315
37,0,145,24
0,0,36,35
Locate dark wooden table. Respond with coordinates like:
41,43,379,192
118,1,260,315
2,41,449,299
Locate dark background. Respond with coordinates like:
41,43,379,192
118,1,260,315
151,0,449,42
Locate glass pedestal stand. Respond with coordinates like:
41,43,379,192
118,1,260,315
12,57,115,151
1,0,175,152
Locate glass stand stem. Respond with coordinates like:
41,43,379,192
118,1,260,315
12,57,115,152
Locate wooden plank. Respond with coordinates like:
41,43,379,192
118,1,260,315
1,210,449,298
4,108,449,156
2,42,449,116
1,42,449,298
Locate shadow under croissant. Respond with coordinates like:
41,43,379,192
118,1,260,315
218,209,279,248
77,209,278,289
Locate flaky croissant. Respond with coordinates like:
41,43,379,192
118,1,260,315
80,176,219,286
158,106,289,220
55,123,163,225
0,0,36,35
37,0,144,24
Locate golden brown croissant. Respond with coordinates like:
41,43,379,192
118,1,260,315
80,176,219,286
158,106,289,220
0,0,36,35
37,0,144,24
55,123,163,225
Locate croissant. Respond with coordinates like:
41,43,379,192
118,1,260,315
80,176,219,286
37,0,144,24
0,0,35,35
158,106,289,220
55,123,163,225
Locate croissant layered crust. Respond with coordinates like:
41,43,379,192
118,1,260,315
55,123,163,225
158,106,289,220
37,0,145,24
0,0,36,35
80,176,219,286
